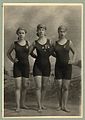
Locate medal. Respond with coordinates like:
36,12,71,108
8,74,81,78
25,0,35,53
42,46,44,49
26,45,28,49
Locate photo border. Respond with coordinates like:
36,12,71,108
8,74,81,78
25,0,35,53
0,0,84,119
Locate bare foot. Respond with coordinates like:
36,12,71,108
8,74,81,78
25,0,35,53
42,106,47,110
62,107,70,112
37,108,43,113
15,108,20,112
21,105,28,109
56,106,62,111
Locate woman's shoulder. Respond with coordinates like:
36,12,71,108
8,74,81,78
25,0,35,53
26,40,31,46
69,40,72,44
8,42,16,49
31,40,38,46
47,38,51,43
46,38,54,44
14,40,18,44
67,39,73,46
51,40,57,47
11,40,20,48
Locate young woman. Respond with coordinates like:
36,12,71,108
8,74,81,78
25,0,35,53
53,25,76,112
7,27,30,112
29,24,53,112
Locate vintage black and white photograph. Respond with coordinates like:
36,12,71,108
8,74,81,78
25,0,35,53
3,3,83,118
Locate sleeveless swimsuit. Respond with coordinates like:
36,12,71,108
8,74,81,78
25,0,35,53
13,41,29,78
33,39,52,77
53,40,72,79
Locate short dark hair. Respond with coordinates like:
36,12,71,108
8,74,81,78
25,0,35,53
58,25,67,32
16,27,27,35
36,24,47,37
37,24,47,31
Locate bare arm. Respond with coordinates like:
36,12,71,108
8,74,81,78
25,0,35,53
51,49,56,58
7,43,17,63
69,40,77,64
50,40,56,58
29,42,37,58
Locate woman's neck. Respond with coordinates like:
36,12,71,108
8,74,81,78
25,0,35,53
58,38,67,45
38,36,47,44
18,38,25,42
17,38,26,45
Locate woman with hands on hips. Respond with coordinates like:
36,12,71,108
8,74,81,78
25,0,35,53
7,27,30,112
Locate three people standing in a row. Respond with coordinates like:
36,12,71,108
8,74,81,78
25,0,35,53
7,24,76,112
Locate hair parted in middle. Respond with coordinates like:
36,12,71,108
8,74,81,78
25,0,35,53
37,24,47,31
58,25,67,32
36,24,47,37
16,27,27,35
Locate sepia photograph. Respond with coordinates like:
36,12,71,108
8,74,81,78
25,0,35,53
3,3,83,118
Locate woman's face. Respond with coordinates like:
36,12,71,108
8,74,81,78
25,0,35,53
58,29,67,39
37,28,46,37
17,29,26,40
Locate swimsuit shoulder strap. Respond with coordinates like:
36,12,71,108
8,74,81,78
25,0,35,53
47,38,52,45
14,41,18,49
66,40,70,46
34,40,38,46
26,40,31,47
47,38,50,42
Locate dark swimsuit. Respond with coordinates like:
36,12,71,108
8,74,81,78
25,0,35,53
33,39,52,77
13,41,29,78
54,40,72,79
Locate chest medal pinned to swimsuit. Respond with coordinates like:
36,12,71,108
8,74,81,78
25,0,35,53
26,45,29,49
42,44,50,51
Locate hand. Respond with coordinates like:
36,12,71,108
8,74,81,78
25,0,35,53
14,58,19,63
74,60,81,68
68,60,75,65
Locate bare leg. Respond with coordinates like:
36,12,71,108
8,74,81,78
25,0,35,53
21,77,28,109
15,77,22,111
56,79,62,110
41,76,49,109
62,80,70,112
34,76,42,112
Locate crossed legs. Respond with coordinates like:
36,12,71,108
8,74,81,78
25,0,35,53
56,79,70,112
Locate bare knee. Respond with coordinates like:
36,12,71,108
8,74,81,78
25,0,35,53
22,83,28,90
34,76,42,91
57,82,62,90
22,78,29,89
62,81,70,92
15,77,22,90
62,85,69,92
